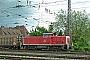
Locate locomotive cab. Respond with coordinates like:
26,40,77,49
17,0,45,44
43,33,54,38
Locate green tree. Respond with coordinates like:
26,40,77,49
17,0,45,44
53,9,67,35
48,22,63,36
54,9,90,50
71,10,90,50
58,30,63,36
48,24,53,33
29,26,49,36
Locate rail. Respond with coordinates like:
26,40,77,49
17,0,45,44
0,51,90,60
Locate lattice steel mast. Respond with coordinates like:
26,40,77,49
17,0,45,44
67,0,72,42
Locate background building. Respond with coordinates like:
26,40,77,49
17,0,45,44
0,25,28,37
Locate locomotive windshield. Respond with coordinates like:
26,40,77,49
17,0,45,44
43,33,54,38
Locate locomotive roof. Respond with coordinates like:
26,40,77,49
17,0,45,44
43,33,53,34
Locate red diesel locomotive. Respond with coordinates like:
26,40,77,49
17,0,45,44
22,33,72,50
0,33,72,50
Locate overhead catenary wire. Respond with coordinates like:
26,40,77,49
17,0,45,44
1,0,90,12
0,0,90,9
0,0,90,27
0,1,89,18
30,0,67,4
0,9,55,24
72,6,90,10
27,0,90,7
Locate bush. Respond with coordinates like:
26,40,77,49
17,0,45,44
79,47,84,51
84,47,90,51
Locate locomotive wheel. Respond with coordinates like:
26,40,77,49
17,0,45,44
64,44,67,49
13,46,16,50
62,44,69,51
17,46,20,50
25,46,28,50
9,47,12,49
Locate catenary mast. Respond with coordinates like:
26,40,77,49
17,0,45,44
67,0,72,43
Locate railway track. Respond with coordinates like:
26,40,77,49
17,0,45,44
0,49,90,55
0,49,90,60
0,52,89,60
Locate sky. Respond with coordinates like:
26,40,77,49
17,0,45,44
0,0,90,31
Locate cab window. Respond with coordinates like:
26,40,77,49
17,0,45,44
43,34,50,38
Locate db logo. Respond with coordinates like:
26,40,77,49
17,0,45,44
43,40,46,42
